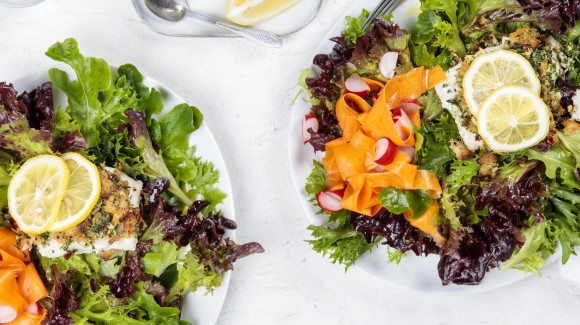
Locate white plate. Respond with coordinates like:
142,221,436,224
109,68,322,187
11,66,234,324
132,0,322,37
289,0,558,294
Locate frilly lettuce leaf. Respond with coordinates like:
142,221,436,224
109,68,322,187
415,112,460,177
343,9,370,47
524,145,580,189
548,184,580,264
499,221,550,275
46,38,111,147
306,224,377,270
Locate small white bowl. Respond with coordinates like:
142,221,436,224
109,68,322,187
0,0,46,7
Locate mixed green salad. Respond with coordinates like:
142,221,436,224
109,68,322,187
299,0,580,285
0,38,263,323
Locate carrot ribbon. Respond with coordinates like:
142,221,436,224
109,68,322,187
323,67,447,243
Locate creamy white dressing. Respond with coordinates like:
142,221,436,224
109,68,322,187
36,168,143,258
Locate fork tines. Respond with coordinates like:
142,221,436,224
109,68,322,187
361,0,404,32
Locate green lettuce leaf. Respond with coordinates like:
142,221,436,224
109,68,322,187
418,89,444,121
158,103,203,149
524,145,580,188
499,222,550,275
72,282,185,325
306,225,377,270
343,9,370,47
548,184,580,264
378,188,432,218
164,253,222,303
143,241,183,277
446,158,480,195
415,112,460,177
556,130,580,168
46,38,111,147
305,160,327,199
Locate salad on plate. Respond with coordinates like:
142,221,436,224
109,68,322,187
297,0,580,285
0,38,263,324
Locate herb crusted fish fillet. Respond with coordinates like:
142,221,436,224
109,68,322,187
16,167,144,258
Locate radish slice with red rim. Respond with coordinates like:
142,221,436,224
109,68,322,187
398,146,415,162
0,305,17,323
344,73,370,98
391,108,402,120
394,110,413,141
302,115,319,144
379,52,398,79
374,137,396,165
397,99,421,115
317,190,344,212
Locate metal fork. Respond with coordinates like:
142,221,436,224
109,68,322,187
361,0,405,32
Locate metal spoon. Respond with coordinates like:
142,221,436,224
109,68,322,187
144,0,283,48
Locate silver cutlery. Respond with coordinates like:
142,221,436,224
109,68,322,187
362,0,405,32
144,0,283,48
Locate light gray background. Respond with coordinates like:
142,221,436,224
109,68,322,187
1,0,579,324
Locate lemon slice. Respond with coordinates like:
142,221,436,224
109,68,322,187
463,50,541,116
226,0,301,26
8,155,69,234
48,152,101,232
477,85,550,153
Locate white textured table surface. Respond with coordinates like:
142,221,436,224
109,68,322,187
1,1,580,324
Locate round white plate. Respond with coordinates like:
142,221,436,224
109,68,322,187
289,0,558,294
11,66,234,324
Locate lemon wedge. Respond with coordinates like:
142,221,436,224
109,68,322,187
48,152,101,232
226,0,301,26
477,85,550,153
463,50,541,116
8,155,69,234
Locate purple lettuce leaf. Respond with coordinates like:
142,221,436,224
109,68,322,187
558,79,580,112
438,161,549,285
110,241,151,299
53,131,88,153
517,0,580,34
0,82,27,124
43,265,80,325
351,209,440,256
141,177,264,272
17,81,54,132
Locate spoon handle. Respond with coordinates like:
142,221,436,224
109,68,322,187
185,11,283,48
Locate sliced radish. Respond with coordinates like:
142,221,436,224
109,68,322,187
398,146,416,162
372,95,378,105
26,302,41,315
0,305,17,323
391,108,402,120
397,99,421,115
328,189,344,199
379,52,399,79
344,73,370,98
374,138,396,165
317,190,344,212
394,110,413,141
302,115,319,144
